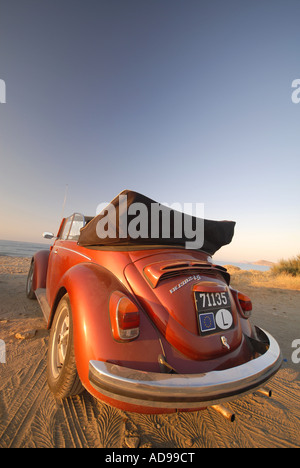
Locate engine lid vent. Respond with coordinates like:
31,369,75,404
144,260,229,288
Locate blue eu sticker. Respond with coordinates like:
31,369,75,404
199,312,216,333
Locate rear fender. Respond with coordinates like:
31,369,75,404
32,250,50,291
52,263,162,396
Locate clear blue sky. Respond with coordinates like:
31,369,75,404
0,0,299,262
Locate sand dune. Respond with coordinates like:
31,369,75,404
0,256,299,448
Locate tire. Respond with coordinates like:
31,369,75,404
47,294,84,398
26,260,36,299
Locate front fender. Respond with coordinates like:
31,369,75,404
54,263,162,406
32,249,50,290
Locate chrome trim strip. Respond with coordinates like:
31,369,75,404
89,328,282,408
57,246,91,261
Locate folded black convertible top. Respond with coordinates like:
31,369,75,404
78,190,235,255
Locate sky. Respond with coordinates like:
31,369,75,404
0,0,299,262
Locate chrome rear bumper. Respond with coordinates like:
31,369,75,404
89,328,282,409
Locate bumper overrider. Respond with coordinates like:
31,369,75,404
88,328,282,409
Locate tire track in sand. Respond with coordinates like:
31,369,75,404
0,348,48,448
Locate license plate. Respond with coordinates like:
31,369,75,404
194,291,234,335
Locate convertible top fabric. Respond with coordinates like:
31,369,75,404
78,190,235,255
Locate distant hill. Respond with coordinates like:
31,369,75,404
252,260,275,266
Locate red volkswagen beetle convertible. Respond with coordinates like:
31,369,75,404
26,190,282,418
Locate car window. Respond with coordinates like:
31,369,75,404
68,214,85,241
58,213,86,241
61,218,72,240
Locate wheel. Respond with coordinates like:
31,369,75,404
47,294,84,398
26,260,36,299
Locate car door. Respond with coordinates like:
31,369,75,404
46,214,86,308
46,216,73,306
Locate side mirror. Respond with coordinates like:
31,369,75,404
43,232,55,239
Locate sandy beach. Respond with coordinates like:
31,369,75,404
0,256,299,448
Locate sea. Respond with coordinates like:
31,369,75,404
0,239,51,258
216,260,270,272
0,239,271,271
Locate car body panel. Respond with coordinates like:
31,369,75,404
32,249,50,290
28,194,282,414
124,252,243,361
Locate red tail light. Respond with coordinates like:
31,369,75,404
109,291,140,341
230,289,252,319
237,292,252,317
